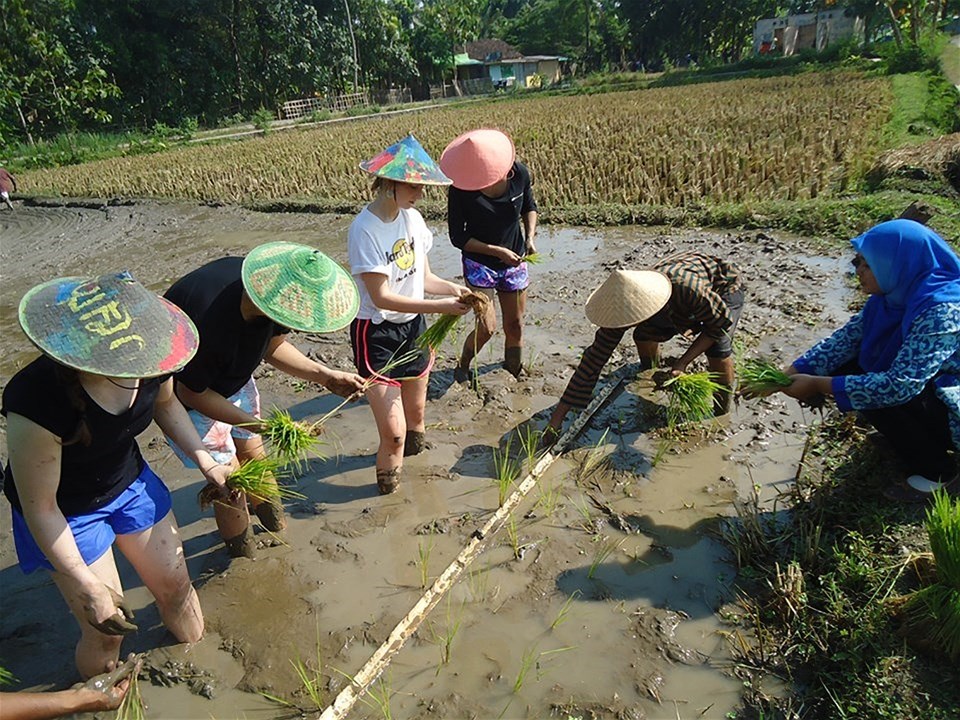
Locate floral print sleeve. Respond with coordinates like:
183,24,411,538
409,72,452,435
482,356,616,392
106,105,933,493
792,311,864,375
832,303,960,420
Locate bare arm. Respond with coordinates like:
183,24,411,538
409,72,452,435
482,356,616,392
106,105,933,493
523,211,538,254
422,254,469,299
153,379,230,489
174,383,262,432
7,415,117,627
361,273,469,316
264,335,364,398
0,686,127,720
672,332,717,374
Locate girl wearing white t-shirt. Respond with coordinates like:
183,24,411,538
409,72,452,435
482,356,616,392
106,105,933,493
348,135,469,495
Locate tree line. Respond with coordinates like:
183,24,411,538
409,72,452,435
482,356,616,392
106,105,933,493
1,0,954,145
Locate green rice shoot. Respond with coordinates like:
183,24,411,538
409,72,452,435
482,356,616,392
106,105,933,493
260,408,324,473
115,669,146,720
0,665,15,686
926,489,960,590
662,372,725,426
416,313,462,350
522,252,544,264
739,357,793,397
227,457,304,504
901,490,960,660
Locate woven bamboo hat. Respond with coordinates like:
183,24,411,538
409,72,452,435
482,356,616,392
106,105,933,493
18,271,200,377
359,134,451,186
584,270,673,328
242,242,359,333
439,129,516,191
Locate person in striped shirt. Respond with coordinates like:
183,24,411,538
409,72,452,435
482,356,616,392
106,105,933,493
545,251,744,440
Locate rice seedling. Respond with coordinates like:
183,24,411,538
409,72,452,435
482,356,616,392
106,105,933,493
898,490,960,660
535,478,563,518
258,408,325,473
225,457,303,504
431,596,464,674
549,590,581,630
0,665,14,685
738,357,793,397
662,372,725,426
360,674,394,720
262,624,327,710
522,252,544,264
516,424,543,470
570,493,596,533
415,534,434,590
416,292,490,351
587,536,624,579
115,668,146,720
467,563,499,603
492,438,522,507
575,430,611,486
512,645,540,694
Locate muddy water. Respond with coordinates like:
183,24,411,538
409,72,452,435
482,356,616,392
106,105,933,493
0,201,852,718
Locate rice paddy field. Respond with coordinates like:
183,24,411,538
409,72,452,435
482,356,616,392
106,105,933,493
18,71,892,209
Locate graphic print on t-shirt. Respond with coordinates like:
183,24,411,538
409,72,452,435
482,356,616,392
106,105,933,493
387,237,416,282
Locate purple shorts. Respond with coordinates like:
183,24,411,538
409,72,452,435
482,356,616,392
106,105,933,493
463,256,529,292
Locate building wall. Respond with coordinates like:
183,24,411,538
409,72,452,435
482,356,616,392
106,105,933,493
754,9,861,55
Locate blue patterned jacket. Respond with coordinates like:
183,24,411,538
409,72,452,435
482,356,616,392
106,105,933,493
793,302,960,450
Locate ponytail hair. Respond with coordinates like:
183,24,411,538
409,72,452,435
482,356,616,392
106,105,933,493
54,366,92,447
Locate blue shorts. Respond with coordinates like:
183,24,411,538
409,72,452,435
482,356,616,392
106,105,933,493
463,256,530,292
11,463,172,574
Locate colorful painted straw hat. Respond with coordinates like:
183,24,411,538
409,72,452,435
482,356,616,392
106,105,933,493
439,129,516,191
242,242,359,333
359,134,451,186
584,270,673,328
18,271,200,378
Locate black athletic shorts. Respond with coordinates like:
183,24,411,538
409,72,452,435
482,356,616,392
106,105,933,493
350,315,432,386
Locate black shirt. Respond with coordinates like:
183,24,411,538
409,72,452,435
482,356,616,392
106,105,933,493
164,257,287,400
2,356,163,516
447,161,537,271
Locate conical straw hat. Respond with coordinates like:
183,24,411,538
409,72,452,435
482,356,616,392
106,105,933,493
242,242,359,333
584,270,672,328
359,134,451,186
18,271,199,378
439,128,516,191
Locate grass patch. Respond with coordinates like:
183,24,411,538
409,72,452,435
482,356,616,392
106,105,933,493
722,412,960,718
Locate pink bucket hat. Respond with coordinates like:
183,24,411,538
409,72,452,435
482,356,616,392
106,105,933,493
439,129,516,191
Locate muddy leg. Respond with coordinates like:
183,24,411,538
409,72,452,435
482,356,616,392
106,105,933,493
458,286,496,375
236,435,285,532
50,551,126,678
499,288,526,377
115,510,203,643
708,355,735,415
366,382,406,493
635,340,660,370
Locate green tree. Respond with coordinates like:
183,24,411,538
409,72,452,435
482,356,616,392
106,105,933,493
0,0,119,144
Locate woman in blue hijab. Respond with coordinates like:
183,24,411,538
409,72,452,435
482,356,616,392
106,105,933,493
778,219,960,501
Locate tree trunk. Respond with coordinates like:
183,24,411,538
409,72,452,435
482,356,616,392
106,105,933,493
231,0,245,114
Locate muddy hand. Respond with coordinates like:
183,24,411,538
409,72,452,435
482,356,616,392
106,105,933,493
90,586,138,635
83,653,141,694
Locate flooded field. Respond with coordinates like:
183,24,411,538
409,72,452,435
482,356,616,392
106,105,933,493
0,201,853,718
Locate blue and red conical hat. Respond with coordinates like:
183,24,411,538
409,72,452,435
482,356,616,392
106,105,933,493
359,134,451,186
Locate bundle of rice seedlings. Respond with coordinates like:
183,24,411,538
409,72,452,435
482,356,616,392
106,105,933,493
662,372,725,426
115,668,146,720
739,358,793,397
416,292,491,350
900,490,960,660
227,457,303,504
199,457,303,509
522,252,544,264
260,408,324,473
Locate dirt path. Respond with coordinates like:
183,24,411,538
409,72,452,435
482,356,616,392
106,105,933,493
0,201,851,718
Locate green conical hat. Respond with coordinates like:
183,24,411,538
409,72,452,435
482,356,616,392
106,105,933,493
18,271,200,377
242,242,359,333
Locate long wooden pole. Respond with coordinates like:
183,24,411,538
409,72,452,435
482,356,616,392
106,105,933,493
317,364,638,720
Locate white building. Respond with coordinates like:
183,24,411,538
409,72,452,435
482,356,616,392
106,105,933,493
754,8,864,56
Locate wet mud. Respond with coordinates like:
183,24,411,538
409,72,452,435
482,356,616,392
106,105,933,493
0,200,853,718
